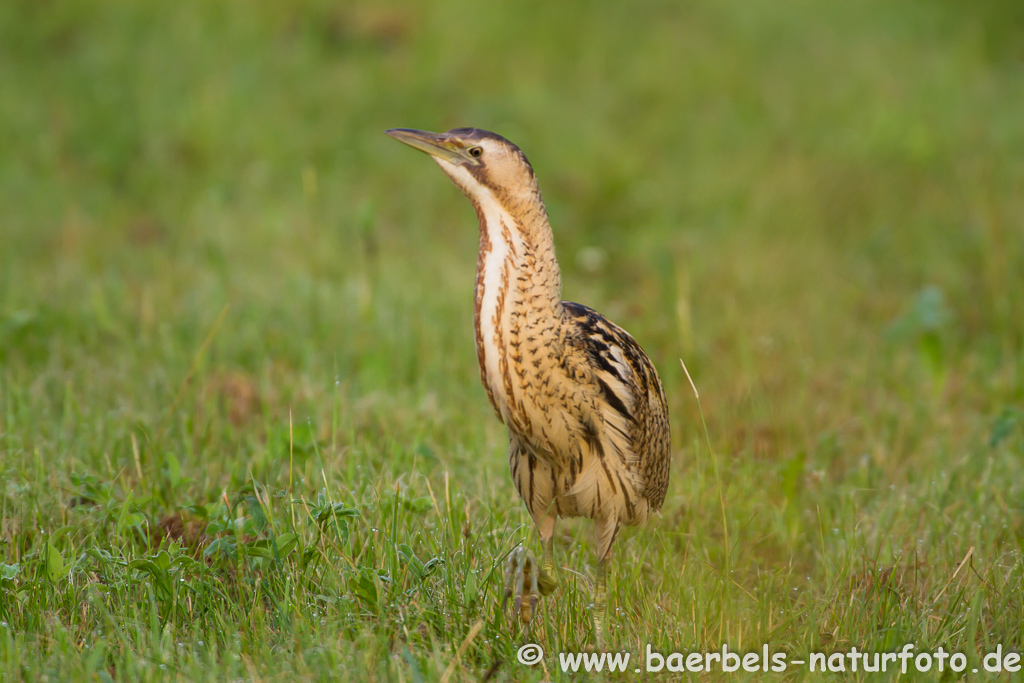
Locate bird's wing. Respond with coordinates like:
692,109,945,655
560,301,671,511
561,301,651,429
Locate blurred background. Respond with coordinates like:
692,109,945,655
4,1,1019,454
2,0,1020,467
1,0,1023,676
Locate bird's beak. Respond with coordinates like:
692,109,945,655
385,128,473,165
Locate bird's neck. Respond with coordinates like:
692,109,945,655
469,188,562,424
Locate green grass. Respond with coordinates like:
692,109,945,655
1,0,1023,680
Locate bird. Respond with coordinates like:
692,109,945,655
386,127,671,645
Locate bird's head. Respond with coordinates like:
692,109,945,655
386,127,540,210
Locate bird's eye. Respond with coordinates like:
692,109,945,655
468,146,483,158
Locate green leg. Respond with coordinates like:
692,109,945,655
592,558,608,649
538,536,558,595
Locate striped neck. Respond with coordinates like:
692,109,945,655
469,185,561,424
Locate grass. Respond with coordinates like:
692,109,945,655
1,0,1023,679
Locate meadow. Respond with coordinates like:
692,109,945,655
1,0,1023,680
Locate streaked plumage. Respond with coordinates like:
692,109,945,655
386,127,670,644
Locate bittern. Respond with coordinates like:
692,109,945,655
386,127,670,645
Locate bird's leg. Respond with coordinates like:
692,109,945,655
592,557,609,649
503,510,558,624
538,534,557,595
537,511,558,595
591,516,619,649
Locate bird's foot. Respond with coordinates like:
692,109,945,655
503,546,558,624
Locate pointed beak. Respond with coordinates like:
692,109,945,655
385,128,469,164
